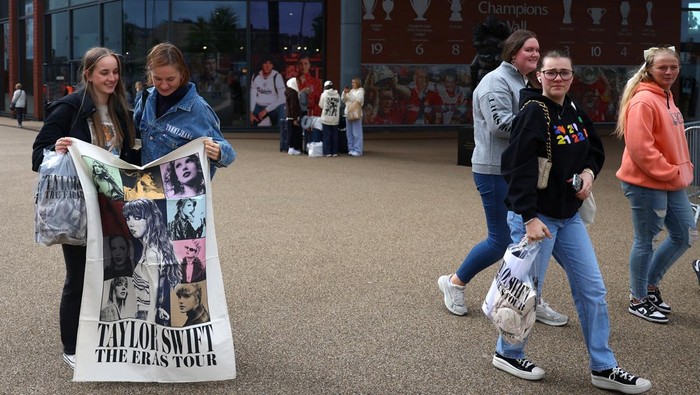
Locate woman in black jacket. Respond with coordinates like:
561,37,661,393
31,47,139,370
494,50,651,394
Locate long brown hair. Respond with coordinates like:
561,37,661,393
78,47,135,149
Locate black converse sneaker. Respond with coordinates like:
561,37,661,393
628,298,668,324
693,260,700,286
647,288,671,314
591,366,652,394
492,352,545,380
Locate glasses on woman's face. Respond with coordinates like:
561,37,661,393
185,246,197,253
540,69,574,81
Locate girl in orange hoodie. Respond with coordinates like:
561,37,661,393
615,46,696,324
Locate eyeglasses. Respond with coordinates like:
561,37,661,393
185,246,197,253
540,69,574,81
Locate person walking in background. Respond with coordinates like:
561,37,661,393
11,83,27,128
495,50,651,394
342,78,365,156
285,77,303,155
319,80,341,157
615,46,696,324
437,30,568,326
31,46,141,370
133,43,236,176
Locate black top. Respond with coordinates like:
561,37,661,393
501,88,605,222
156,85,189,118
32,89,140,172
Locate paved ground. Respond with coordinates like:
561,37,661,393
2,115,699,394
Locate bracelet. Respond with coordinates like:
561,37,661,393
582,168,595,181
524,218,536,225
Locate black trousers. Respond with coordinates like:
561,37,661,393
14,107,25,125
60,244,86,355
288,121,303,151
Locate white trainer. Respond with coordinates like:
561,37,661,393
535,298,568,326
437,275,467,315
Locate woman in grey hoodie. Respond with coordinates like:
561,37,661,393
437,30,567,327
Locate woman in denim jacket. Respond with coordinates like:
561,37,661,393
134,43,236,175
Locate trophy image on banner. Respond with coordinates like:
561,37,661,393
383,0,394,20
645,1,654,26
449,0,464,22
587,7,606,25
363,0,376,20
620,1,630,25
562,0,572,24
411,0,431,21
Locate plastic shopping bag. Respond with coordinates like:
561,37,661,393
482,238,540,344
307,141,324,157
34,149,87,246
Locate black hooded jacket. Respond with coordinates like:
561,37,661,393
31,89,140,172
501,88,605,222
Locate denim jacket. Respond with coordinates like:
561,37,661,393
134,82,236,177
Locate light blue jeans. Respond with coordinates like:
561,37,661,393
346,118,363,154
621,182,696,299
497,212,617,371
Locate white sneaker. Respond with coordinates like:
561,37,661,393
63,353,76,370
349,151,361,157
535,298,568,326
437,275,467,315
288,148,301,156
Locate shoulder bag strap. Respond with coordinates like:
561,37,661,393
521,99,552,161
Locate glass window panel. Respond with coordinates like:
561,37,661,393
123,0,148,62
72,6,99,59
71,0,94,5
103,2,123,53
2,23,8,111
20,0,33,16
172,1,248,127
46,0,69,11
19,19,34,116
250,1,324,126
0,2,8,18
47,11,70,63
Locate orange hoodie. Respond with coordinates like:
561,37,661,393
616,82,692,191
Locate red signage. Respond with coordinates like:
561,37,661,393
362,0,680,66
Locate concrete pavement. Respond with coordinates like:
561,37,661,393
1,115,699,394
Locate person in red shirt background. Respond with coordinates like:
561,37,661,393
296,54,322,116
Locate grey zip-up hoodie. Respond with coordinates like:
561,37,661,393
471,61,528,175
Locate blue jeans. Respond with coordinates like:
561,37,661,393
497,212,617,371
455,173,512,283
346,118,363,154
620,182,696,299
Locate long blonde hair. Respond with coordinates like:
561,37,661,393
614,46,680,138
79,47,135,149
